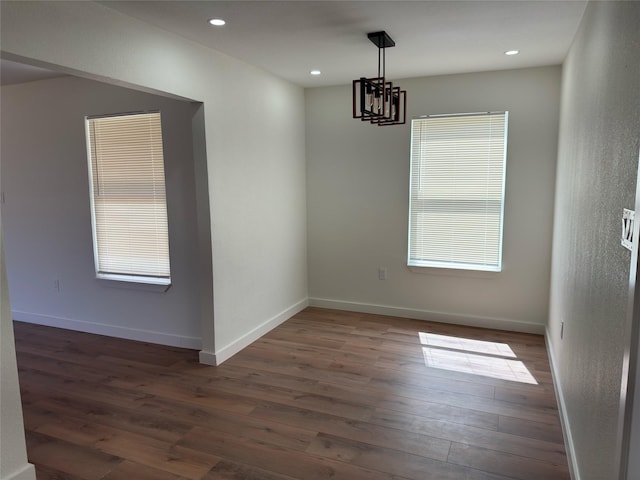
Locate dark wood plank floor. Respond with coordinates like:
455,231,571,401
14,307,569,480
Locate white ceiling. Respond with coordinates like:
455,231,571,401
2,1,587,88
100,0,587,87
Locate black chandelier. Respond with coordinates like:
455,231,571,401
353,31,407,126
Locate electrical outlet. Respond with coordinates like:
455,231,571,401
52,279,60,292
378,267,388,280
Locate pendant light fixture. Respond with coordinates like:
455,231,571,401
353,31,407,126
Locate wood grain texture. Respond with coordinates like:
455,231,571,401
14,307,569,479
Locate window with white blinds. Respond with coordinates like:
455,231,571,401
85,111,171,285
408,112,508,272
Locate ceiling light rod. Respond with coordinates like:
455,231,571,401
352,30,406,126
368,31,394,79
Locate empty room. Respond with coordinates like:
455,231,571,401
1,1,640,480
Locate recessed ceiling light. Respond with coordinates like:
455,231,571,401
208,18,226,26
310,70,321,76
505,50,520,56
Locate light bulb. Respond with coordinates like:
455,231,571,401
366,92,373,109
373,95,381,113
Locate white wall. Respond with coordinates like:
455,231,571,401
0,223,36,480
548,2,640,479
306,66,561,333
0,1,308,363
1,76,203,348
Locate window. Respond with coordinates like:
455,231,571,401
408,112,508,272
85,111,171,285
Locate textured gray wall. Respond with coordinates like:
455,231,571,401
549,2,640,479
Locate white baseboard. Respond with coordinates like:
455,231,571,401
5,463,36,480
12,311,201,350
545,327,580,480
308,298,546,335
199,298,309,366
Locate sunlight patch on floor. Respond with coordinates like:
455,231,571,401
418,332,516,358
419,333,538,385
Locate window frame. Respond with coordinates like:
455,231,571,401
407,111,508,273
85,110,172,286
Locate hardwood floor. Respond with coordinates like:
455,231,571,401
14,307,569,480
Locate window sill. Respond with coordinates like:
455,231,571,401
407,264,500,279
96,274,172,292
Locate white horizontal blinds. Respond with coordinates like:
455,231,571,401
86,112,171,279
408,112,507,271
